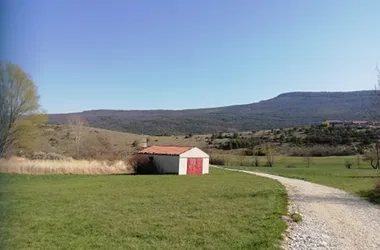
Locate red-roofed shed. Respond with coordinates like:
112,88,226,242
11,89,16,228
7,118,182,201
138,146,209,175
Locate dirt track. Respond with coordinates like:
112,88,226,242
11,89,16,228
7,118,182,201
216,167,380,250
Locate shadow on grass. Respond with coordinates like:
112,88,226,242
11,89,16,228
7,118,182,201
216,189,286,200
357,190,380,205
111,173,178,176
277,175,306,181
292,194,369,206
347,176,379,179
290,188,380,206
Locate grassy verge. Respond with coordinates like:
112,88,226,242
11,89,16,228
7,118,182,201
0,168,287,250
228,156,380,205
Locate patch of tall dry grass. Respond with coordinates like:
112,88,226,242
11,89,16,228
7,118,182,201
0,157,134,175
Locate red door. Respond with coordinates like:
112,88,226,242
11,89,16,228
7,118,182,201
187,158,203,175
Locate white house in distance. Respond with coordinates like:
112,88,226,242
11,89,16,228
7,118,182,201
138,146,209,175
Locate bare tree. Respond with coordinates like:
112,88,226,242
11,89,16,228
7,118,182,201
68,115,87,158
263,143,277,167
236,154,245,166
252,147,261,167
369,65,380,118
367,65,380,170
375,65,380,97
253,154,260,167
303,154,313,168
356,154,361,168
368,66,380,169
367,144,380,170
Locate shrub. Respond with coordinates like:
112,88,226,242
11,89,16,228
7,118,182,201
244,149,254,156
285,164,296,168
375,180,380,193
365,180,380,204
290,146,356,157
210,156,225,166
344,160,353,169
356,145,365,154
290,213,302,223
236,155,246,166
28,151,73,161
253,155,260,167
80,145,129,162
184,133,193,139
218,137,261,150
254,146,266,156
128,154,159,175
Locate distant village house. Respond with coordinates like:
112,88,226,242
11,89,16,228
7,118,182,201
322,120,374,128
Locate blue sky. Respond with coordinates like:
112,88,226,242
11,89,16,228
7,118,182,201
2,0,380,113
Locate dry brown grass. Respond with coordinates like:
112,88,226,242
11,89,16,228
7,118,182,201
0,157,134,175
30,124,210,159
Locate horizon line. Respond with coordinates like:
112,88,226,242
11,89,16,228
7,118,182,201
46,89,372,114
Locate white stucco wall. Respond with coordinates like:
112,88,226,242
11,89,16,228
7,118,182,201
144,154,180,174
202,157,209,174
179,157,189,175
179,147,210,175
140,147,209,175
180,147,209,158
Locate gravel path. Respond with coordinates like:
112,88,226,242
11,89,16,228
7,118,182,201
215,167,380,250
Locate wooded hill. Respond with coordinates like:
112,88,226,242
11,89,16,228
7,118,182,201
48,91,376,135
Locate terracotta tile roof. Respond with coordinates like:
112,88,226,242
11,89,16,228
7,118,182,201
138,146,193,155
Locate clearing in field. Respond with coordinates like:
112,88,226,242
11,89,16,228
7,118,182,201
0,168,287,250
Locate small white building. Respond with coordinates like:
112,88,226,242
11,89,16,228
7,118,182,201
138,146,209,175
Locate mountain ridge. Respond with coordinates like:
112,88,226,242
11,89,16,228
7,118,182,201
48,90,376,135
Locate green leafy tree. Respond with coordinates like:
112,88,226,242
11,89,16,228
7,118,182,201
0,62,45,157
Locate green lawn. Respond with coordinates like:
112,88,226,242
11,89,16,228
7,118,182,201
229,156,380,204
0,168,287,250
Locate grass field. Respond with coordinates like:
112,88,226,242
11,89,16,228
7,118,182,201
0,168,287,250
226,155,380,204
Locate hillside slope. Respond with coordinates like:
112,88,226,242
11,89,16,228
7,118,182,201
48,91,375,135
35,125,209,158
